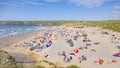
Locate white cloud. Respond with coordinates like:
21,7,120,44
0,0,118,7
114,5,120,9
114,11,120,14
68,0,116,8
0,0,45,6
111,11,120,19
24,1,44,5
45,0,60,2
0,2,18,6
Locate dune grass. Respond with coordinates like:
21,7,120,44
84,20,120,32
66,65,79,68
61,20,120,32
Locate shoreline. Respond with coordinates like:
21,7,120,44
0,27,50,49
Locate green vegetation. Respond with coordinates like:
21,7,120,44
42,60,55,66
66,65,79,68
36,65,45,68
0,65,24,68
84,20,120,32
0,20,120,32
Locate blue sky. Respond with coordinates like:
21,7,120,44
0,0,120,21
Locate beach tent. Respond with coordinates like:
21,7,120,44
45,43,51,48
74,48,79,53
73,36,78,40
30,47,34,51
82,34,88,37
79,34,83,37
44,33,48,37
67,39,74,47
33,40,37,43
26,42,31,46
102,31,109,34
113,52,120,57
35,46,43,49
83,39,91,42
83,40,87,42
94,42,100,45
86,43,91,46
116,46,120,49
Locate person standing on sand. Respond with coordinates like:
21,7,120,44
44,52,49,58
78,57,82,63
62,51,66,57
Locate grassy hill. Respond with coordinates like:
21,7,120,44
0,20,120,32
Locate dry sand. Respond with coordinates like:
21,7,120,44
1,26,120,68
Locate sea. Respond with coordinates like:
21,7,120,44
0,25,48,39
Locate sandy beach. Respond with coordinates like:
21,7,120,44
1,26,120,68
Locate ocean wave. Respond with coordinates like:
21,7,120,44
0,25,47,39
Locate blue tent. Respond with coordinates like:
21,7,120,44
45,43,51,48
73,36,78,40
86,43,91,46
116,46,120,49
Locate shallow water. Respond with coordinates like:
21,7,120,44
0,25,47,39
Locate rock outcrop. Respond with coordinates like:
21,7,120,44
0,50,16,67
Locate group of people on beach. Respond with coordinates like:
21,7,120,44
13,26,120,65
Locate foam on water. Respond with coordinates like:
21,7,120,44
0,25,48,39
